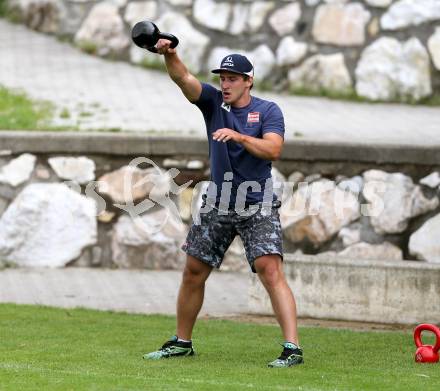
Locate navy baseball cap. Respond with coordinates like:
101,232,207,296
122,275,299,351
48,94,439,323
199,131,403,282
211,54,254,77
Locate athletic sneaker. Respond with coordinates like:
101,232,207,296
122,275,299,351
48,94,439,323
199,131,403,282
143,336,195,360
268,342,303,368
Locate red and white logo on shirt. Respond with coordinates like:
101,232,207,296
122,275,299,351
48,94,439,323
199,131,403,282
247,112,260,123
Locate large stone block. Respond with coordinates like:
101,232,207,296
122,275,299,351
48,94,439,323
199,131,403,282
97,163,176,207
288,53,352,93
248,2,276,33
409,213,440,263
193,0,231,32
281,180,360,246
337,175,363,194
107,0,128,7
276,37,308,67
9,0,65,33
111,209,187,269
313,3,370,46
338,216,389,247
355,37,432,101
0,183,97,267
420,172,440,189
365,0,393,7
381,0,440,30
338,225,361,247
74,2,130,57
228,1,277,35
269,2,301,37
166,0,192,5
48,156,95,185
124,1,158,27
249,45,276,80
229,3,249,36
362,170,439,234
0,153,36,187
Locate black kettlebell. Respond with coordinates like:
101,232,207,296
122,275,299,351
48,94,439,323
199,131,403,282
131,20,179,53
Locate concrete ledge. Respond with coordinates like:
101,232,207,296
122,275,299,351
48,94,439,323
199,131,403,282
0,268,249,316
249,254,440,324
0,131,208,156
1,131,439,165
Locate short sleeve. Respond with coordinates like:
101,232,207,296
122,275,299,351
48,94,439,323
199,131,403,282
193,82,219,114
262,102,285,138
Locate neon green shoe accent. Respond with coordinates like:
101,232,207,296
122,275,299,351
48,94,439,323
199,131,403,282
143,336,195,360
143,346,194,360
268,343,304,368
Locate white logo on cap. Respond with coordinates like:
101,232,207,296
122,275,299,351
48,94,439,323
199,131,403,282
222,56,234,67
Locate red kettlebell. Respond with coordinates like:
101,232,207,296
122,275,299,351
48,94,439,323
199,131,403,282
414,323,440,363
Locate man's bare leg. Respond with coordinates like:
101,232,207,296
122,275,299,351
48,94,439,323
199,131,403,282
254,255,299,344
176,255,213,340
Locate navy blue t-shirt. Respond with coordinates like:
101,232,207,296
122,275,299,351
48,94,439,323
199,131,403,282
194,82,285,209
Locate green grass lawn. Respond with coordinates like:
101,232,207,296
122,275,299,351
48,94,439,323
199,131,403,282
0,304,438,391
0,86,53,130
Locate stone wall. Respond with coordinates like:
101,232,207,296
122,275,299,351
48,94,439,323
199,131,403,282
249,254,440,324
5,0,440,102
1,133,440,271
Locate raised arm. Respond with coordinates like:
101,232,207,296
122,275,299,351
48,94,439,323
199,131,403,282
155,39,202,103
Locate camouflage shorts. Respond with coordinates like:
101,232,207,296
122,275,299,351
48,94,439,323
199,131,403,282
181,200,283,273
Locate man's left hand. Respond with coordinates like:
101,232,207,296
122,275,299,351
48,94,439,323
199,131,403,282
212,128,243,143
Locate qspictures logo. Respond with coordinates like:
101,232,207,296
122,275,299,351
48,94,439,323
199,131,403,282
62,157,388,236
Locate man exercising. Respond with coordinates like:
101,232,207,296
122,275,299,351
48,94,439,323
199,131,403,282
143,40,303,368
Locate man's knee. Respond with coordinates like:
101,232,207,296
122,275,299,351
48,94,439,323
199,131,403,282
182,255,212,286
255,255,284,288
